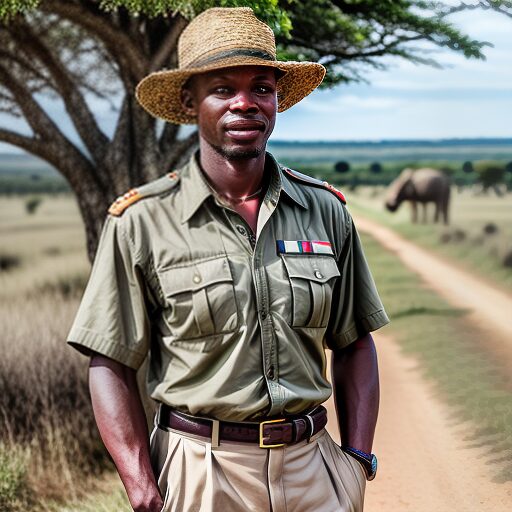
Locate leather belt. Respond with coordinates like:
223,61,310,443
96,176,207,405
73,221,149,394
158,404,328,449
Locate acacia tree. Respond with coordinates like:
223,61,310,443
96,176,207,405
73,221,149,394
1,0,510,259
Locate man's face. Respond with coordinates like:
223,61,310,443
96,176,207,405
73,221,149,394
181,65,278,160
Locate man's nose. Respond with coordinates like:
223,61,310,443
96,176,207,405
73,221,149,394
229,90,259,113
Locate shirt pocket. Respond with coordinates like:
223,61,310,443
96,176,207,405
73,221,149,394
281,255,341,328
157,256,239,343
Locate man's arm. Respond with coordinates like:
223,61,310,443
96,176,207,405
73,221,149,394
89,354,163,512
331,332,379,453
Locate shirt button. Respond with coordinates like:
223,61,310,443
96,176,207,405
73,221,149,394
260,310,267,320
236,225,247,236
314,270,323,279
270,198,277,206
193,274,202,284
267,365,275,379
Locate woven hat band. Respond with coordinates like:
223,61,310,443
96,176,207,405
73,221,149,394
187,49,276,69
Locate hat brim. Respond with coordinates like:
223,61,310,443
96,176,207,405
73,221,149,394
135,56,326,125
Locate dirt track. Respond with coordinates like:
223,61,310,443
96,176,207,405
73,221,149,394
355,216,512,365
324,216,512,511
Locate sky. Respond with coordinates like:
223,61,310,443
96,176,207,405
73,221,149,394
0,6,511,154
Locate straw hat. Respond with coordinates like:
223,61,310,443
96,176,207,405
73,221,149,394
135,7,326,125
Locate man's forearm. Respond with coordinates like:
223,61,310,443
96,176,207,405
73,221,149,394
331,333,379,453
89,355,163,512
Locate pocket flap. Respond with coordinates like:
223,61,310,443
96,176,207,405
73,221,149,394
158,256,234,296
282,255,340,283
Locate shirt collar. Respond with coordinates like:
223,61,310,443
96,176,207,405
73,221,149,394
180,152,215,223
180,150,308,223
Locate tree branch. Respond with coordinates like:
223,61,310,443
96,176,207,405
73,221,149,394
41,0,147,81
0,61,101,189
8,18,110,166
149,15,187,72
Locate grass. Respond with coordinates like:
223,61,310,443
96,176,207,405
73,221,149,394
346,186,512,292
361,232,512,482
1,191,511,510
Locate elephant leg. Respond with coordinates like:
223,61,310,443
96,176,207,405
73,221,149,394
422,203,428,223
411,201,417,223
434,202,440,223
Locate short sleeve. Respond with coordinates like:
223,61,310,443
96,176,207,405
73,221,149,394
67,215,151,369
326,210,390,350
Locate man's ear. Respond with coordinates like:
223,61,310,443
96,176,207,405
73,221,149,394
181,87,196,117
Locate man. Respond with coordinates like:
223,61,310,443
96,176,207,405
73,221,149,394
67,7,389,512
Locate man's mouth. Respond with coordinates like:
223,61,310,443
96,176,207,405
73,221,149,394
224,119,265,140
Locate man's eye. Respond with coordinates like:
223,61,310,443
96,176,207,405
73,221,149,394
213,86,231,95
255,85,274,94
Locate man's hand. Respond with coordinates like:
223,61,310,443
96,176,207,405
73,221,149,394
89,355,164,512
331,333,379,454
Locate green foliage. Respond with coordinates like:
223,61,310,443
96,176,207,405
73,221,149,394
0,1,498,85
369,162,382,174
0,0,39,22
0,444,32,511
98,0,291,34
24,196,42,214
474,161,506,190
334,160,350,173
462,160,474,173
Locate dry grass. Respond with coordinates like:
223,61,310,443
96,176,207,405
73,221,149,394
0,290,113,508
0,195,114,509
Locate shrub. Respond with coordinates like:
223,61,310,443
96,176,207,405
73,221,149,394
0,254,21,272
369,162,382,174
462,161,474,173
483,223,498,235
334,161,350,173
474,162,505,191
24,197,42,215
0,444,32,511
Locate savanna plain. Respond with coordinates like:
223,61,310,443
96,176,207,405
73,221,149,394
1,150,512,510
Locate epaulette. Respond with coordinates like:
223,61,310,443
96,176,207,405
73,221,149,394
108,171,180,216
282,167,347,204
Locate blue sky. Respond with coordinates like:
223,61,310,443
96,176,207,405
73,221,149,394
0,7,511,154
273,9,512,141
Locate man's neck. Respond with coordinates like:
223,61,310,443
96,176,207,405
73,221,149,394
198,140,267,200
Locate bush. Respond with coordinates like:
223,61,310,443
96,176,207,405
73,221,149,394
0,254,21,272
474,162,505,191
462,161,474,173
334,161,350,173
24,197,42,215
0,444,32,511
369,162,382,174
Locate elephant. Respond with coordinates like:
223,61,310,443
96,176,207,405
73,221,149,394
385,168,451,224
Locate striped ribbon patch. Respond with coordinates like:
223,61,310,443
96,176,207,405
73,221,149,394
276,240,334,256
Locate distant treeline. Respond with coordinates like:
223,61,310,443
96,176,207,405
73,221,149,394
286,159,512,190
0,174,70,194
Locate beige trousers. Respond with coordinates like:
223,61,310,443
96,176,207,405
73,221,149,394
150,423,366,512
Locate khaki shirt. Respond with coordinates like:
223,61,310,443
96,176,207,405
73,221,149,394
67,152,389,421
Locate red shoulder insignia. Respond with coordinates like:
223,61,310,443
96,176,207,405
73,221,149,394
322,181,347,204
108,188,142,216
282,167,347,205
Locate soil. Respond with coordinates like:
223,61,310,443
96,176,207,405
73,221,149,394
355,216,512,368
322,215,512,511
325,335,512,511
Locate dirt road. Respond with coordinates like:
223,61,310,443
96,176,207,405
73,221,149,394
325,334,512,511
323,215,512,511
355,216,512,365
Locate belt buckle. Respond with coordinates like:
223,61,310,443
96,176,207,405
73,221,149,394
259,418,286,448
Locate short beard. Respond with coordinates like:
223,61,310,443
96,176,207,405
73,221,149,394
211,143,264,161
